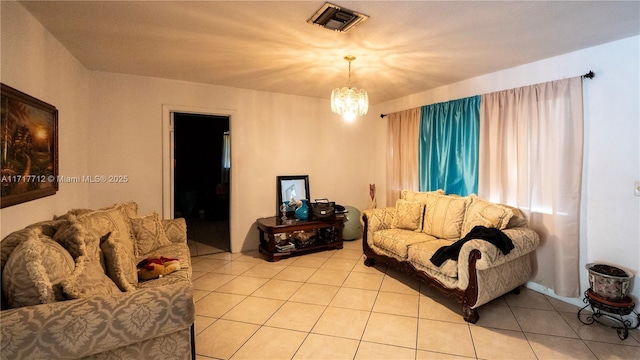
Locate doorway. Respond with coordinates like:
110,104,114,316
173,113,230,256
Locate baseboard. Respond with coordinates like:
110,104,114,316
525,281,584,308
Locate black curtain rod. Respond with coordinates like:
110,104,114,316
380,70,595,119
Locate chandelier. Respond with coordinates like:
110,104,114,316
331,55,368,122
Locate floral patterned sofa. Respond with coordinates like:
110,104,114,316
0,202,195,359
362,190,540,323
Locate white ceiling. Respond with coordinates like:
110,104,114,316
19,1,640,104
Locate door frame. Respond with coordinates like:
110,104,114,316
161,104,235,220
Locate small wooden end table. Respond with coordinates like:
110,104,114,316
257,216,344,262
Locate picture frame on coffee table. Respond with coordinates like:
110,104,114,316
276,175,310,217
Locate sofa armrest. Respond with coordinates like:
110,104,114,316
458,227,540,271
0,281,195,359
362,207,396,245
452,227,539,293
162,218,187,244
362,208,395,232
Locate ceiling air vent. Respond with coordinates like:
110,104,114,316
307,2,369,33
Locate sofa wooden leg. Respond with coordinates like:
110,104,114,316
190,323,196,360
512,287,521,295
364,257,376,267
463,306,479,324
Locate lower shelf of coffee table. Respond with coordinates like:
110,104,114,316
258,241,343,261
256,216,345,262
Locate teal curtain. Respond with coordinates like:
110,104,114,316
419,96,480,196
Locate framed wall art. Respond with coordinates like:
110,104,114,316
1,84,58,208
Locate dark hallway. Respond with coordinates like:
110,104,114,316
174,113,230,255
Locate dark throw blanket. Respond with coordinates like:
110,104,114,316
430,226,514,266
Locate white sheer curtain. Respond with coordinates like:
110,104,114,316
386,108,420,206
479,77,584,297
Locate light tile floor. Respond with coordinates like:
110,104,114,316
191,239,640,360
186,217,230,256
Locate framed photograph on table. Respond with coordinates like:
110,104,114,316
1,84,58,208
276,175,309,217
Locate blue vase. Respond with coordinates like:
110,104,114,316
295,199,309,220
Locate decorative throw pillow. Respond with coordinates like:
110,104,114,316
110,201,139,219
461,195,514,237
2,228,40,271
53,201,138,221
53,208,93,221
391,200,425,231
60,256,121,299
422,193,469,240
2,229,75,308
502,204,528,228
161,218,187,244
130,213,172,256
53,217,91,259
25,219,65,238
76,206,137,257
100,232,138,291
401,189,444,203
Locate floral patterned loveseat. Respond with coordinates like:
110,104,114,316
362,190,540,323
0,202,195,359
